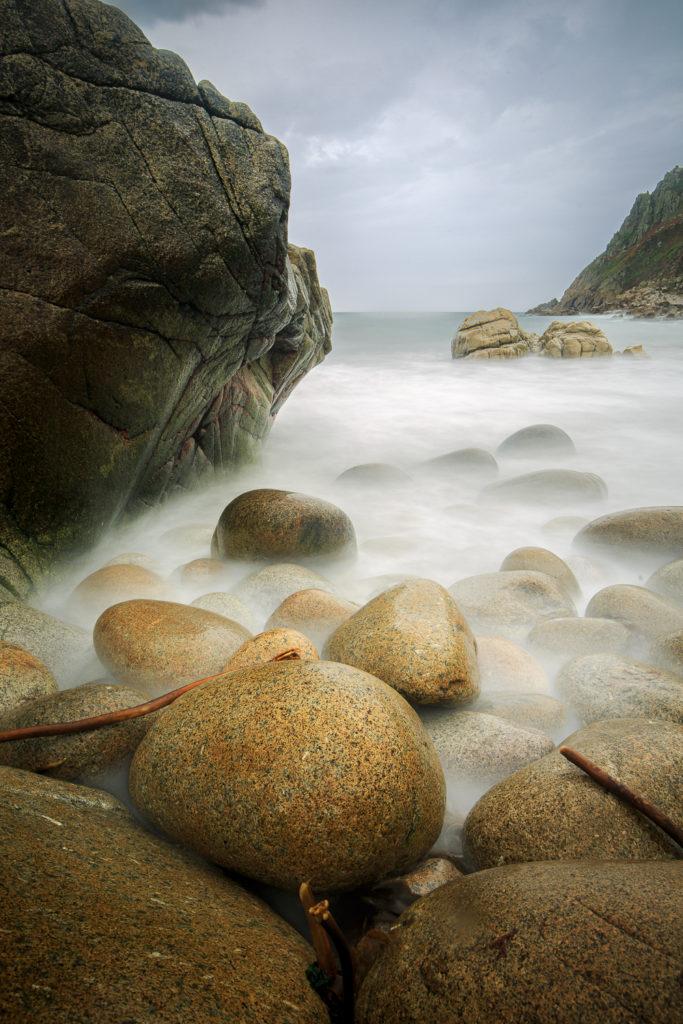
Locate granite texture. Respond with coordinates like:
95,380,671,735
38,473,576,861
0,766,327,1023
357,859,683,1024
527,616,630,662
449,571,576,642
212,489,356,563
130,659,445,892
0,640,58,715
324,578,480,705
69,563,175,620
574,507,683,564
222,627,319,671
474,634,549,693
265,587,359,647
556,652,683,724
473,692,568,733
463,717,683,869
585,584,683,642
0,602,93,685
499,546,580,598
93,598,252,692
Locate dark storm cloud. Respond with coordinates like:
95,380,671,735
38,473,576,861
111,0,263,28
111,0,683,309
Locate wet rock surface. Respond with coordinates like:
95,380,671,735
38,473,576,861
0,603,93,685
265,587,359,646
212,489,356,563
449,571,576,642
463,717,683,869
557,652,683,723
356,859,683,1024
0,681,153,780
324,578,480,704
451,308,534,359
130,659,445,892
500,545,580,598
0,641,58,715
0,767,327,1024
93,599,252,692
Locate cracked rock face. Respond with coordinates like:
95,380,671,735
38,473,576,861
0,0,332,597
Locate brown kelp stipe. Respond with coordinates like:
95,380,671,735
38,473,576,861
559,745,683,850
0,646,304,745
302,885,355,1024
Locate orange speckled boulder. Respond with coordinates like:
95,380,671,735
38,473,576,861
223,628,319,671
324,578,480,705
0,641,58,716
94,600,251,692
69,564,175,619
211,488,356,562
130,659,445,892
265,587,359,646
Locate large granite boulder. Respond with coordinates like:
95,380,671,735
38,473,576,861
585,583,683,643
324,578,480,705
357,859,683,1024
451,308,533,359
556,652,683,724
0,0,332,598
448,571,576,642
463,717,682,869
130,659,445,892
0,767,327,1023
538,319,612,357
574,507,683,565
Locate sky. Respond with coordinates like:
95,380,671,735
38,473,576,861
109,0,682,311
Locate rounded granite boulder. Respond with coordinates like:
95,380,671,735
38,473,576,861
416,448,498,478
449,571,576,642
222,628,319,672
482,469,607,505
463,717,683,869
190,592,256,632
556,652,683,724
0,767,327,1024
473,692,568,734
233,562,334,621
475,635,549,693
69,564,174,619
93,600,252,692
0,641,58,716
573,506,683,565
496,423,575,457
648,630,683,677
527,616,630,664
323,578,480,705
211,488,357,562
499,546,580,598
130,659,446,892
585,583,683,643
265,588,359,647
356,859,683,1024
0,682,153,780
646,557,683,604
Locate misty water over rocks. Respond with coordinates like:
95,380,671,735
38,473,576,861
33,313,683,824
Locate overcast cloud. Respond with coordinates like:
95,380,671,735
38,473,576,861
110,0,683,310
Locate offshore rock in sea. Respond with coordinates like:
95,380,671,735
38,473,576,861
0,641,58,716
0,681,152,781
356,859,683,1024
212,489,357,564
451,308,534,359
323,578,480,705
93,599,251,692
129,659,446,892
0,767,327,1024
463,717,683,870
556,652,683,724
538,319,613,358
0,0,332,598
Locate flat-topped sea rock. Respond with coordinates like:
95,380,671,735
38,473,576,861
483,469,607,504
324,578,480,705
0,682,152,780
500,546,580,598
574,506,683,564
539,319,612,358
449,571,576,642
527,616,630,663
475,634,549,693
265,588,359,646
496,423,575,456
0,767,326,1023
585,583,683,642
451,308,533,359
421,708,554,781
556,652,683,723
356,860,683,1024
212,489,356,562
93,599,251,692
463,717,683,869
0,642,58,716
130,659,445,892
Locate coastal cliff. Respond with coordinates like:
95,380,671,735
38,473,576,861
529,166,683,317
0,0,332,599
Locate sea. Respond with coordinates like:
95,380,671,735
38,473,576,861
33,310,683,913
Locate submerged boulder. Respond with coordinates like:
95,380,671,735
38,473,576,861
0,767,327,1023
496,423,575,456
449,571,576,642
556,652,683,724
130,659,445,892
0,0,331,596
